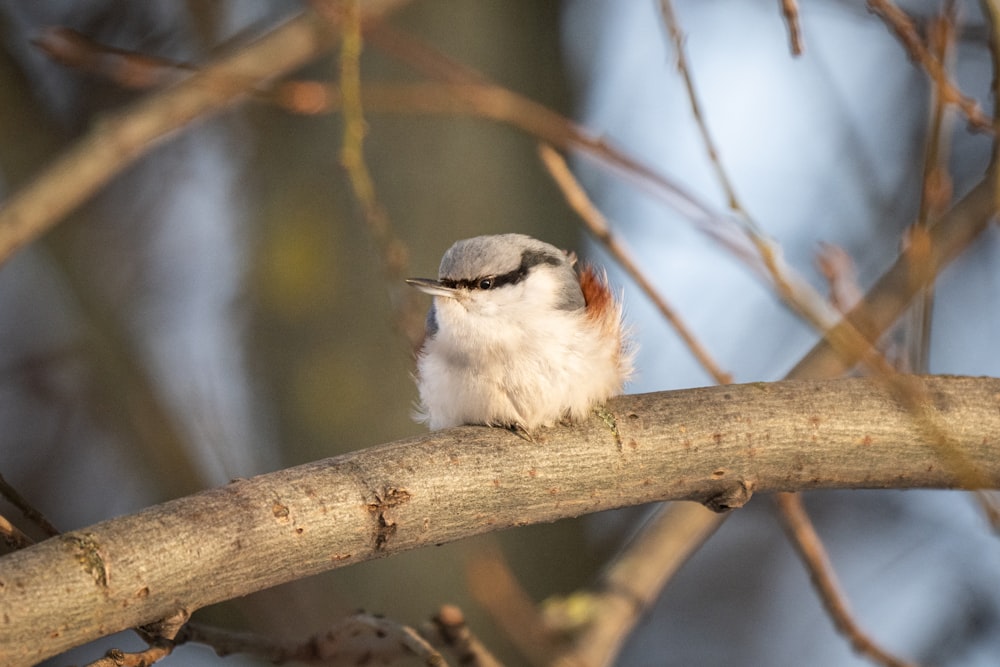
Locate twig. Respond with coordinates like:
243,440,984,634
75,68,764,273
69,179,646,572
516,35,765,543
774,493,916,667
978,0,1000,532
361,22,759,260
33,27,193,89
318,0,426,351
182,614,446,664
985,0,1000,214
31,22,772,310
903,2,958,375
815,243,864,314
0,472,60,538
977,491,1000,533
423,604,506,667
867,0,993,132
779,0,806,55
657,0,910,412
537,143,732,385
550,502,725,667
658,0,745,213
335,0,375,213
362,20,488,86
467,551,566,666
82,641,174,667
0,514,34,551
791,169,996,372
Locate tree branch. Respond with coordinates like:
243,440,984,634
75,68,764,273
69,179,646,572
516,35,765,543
0,2,412,268
0,376,997,665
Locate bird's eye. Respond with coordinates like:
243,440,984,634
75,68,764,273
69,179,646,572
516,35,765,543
478,277,494,290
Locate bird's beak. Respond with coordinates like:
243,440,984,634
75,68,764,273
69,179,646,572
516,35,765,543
406,278,458,299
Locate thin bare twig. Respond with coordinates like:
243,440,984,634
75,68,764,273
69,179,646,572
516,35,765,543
538,143,732,385
659,0,745,213
467,551,567,666
779,0,806,55
0,472,60,538
903,3,958,375
657,0,921,427
31,21,770,307
82,641,174,667
0,514,33,551
33,27,193,88
985,0,1000,219
774,493,917,667
361,22,760,261
318,0,427,350
867,0,993,132
423,605,506,667
815,243,864,314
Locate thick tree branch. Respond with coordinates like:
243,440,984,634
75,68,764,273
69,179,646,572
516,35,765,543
0,376,997,665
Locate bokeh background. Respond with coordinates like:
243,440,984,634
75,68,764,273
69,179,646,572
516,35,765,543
1,1,998,665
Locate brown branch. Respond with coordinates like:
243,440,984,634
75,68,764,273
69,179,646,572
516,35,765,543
1,376,998,666
815,242,864,314
551,502,725,667
33,27,193,89
468,551,565,666
322,0,426,351
0,514,33,551
537,143,732,385
423,605,506,667
82,641,175,667
779,0,806,55
657,0,906,388
791,170,996,378
0,471,60,539
659,0,745,213
902,3,958,376
774,493,916,667
0,2,412,269
867,0,993,132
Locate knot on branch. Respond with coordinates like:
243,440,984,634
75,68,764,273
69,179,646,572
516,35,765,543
702,479,754,513
366,487,412,551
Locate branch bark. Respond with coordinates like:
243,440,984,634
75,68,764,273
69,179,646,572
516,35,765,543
1,376,998,665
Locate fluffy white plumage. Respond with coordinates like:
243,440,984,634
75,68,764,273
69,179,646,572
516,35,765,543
408,234,632,431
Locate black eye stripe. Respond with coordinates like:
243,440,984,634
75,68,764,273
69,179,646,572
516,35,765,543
440,249,563,291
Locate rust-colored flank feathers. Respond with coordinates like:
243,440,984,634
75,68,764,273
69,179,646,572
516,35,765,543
579,264,614,321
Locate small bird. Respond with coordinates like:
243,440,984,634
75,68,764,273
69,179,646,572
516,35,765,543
406,233,632,432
